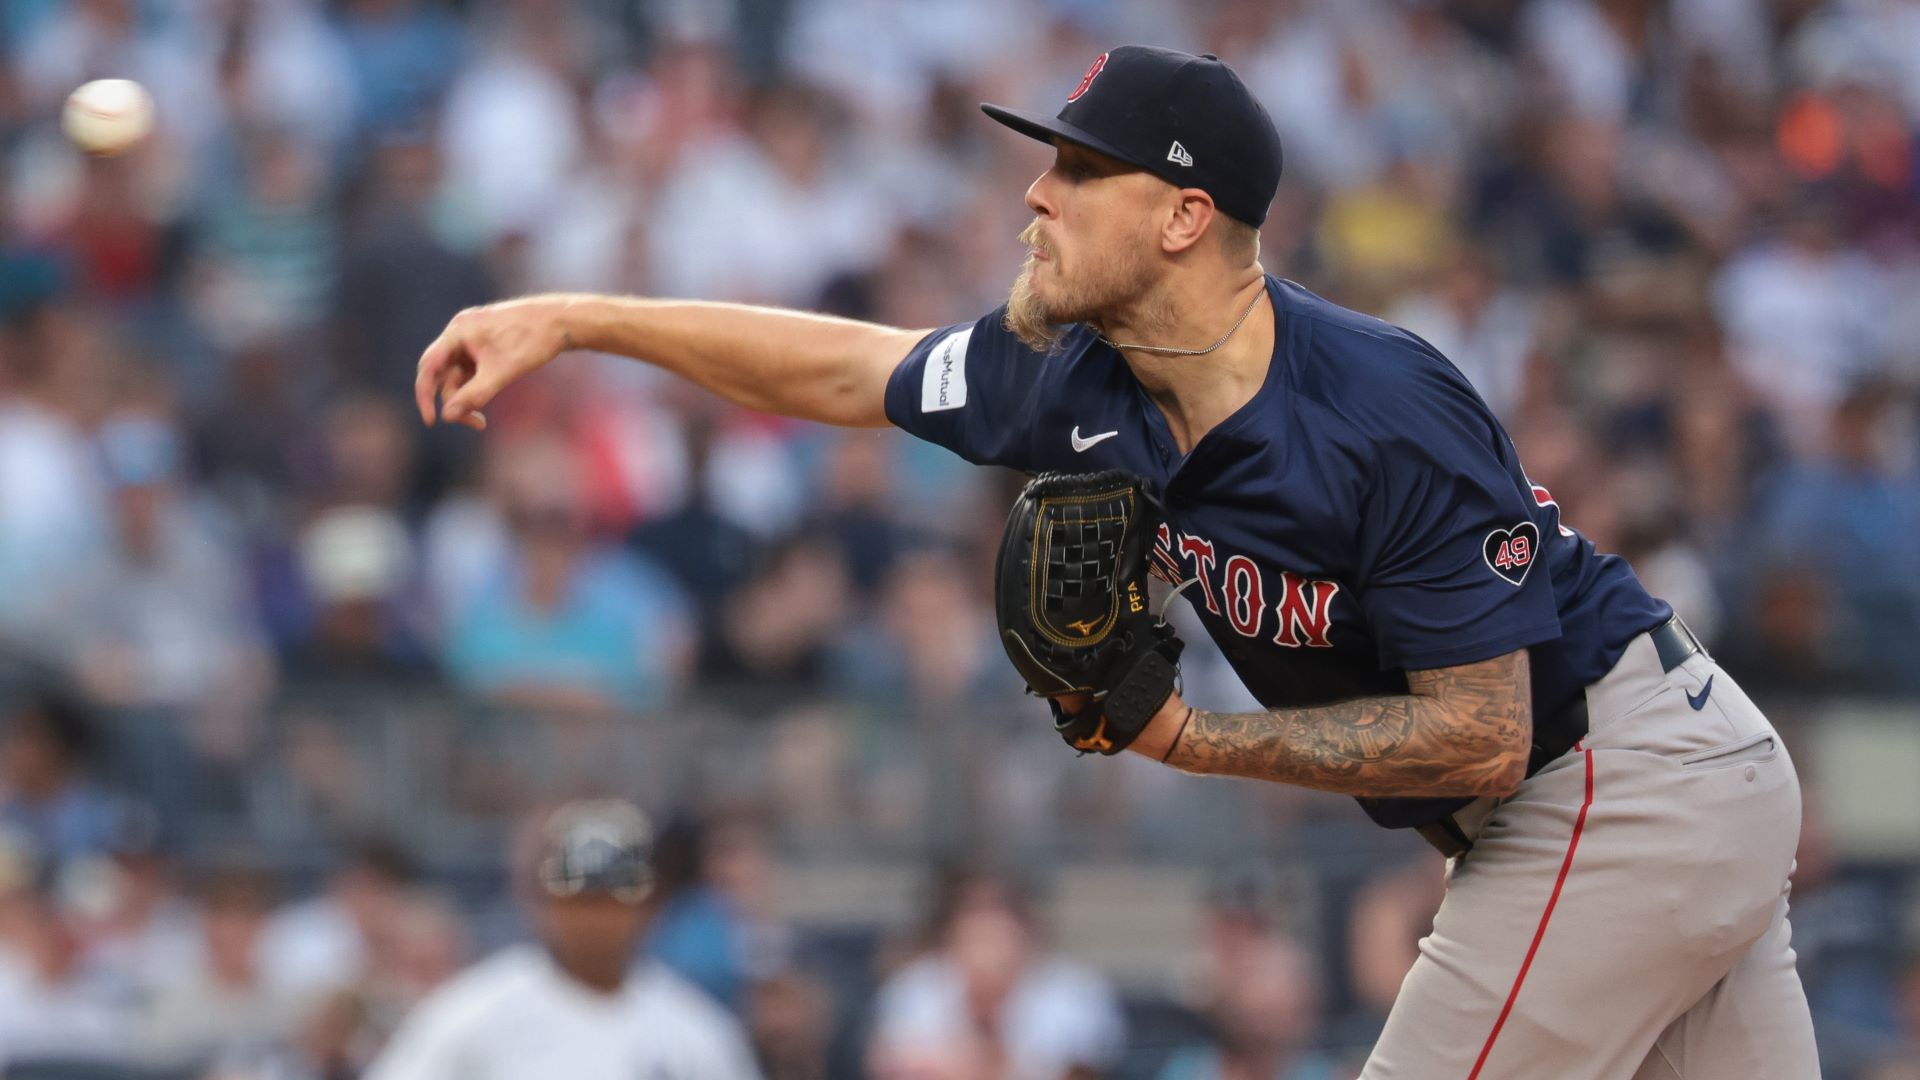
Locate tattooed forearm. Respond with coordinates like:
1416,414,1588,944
1165,650,1532,797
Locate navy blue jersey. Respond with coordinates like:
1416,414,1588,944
884,276,1672,829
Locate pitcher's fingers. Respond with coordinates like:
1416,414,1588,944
414,333,458,425
441,367,510,425
436,362,468,406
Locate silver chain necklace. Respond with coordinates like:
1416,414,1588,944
1095,288,1264,357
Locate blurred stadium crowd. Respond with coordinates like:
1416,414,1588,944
0,0,1918,1077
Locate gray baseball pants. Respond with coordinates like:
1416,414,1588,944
1362,631,1820,1079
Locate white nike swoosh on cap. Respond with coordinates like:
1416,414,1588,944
1071,426,1118,452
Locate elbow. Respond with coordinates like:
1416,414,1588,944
1409,650,1535,799
1479,747,1529,798
1476,707,1533,797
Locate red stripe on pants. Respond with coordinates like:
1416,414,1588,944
1467,745,1596,1079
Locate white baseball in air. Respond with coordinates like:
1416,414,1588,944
62,78,155,155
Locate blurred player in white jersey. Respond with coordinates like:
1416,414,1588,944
366,800,762,1080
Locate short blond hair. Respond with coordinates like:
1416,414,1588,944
1219,216,1261,266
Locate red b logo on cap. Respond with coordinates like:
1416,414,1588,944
1067,52,1108,103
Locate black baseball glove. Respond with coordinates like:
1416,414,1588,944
994,470,1184,754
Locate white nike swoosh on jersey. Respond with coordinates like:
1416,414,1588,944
1071,426,1119,452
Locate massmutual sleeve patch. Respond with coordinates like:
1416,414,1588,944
920,326,971,412
883,308,1051,472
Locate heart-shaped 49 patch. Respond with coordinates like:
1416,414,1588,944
1483,521,1541,586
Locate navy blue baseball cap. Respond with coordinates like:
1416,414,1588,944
983,45,1284,227
537,800,655,902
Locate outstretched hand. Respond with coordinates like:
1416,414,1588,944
414,298,572,430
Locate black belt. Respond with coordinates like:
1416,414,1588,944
1648,613,1706,673
1415,616,1703,859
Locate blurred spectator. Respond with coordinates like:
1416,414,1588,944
1716,560,1850,694
63,412,272,703
1613,513,1723,649
52,412,274,810
304,393,419,515
1385,249,1536,419
358,887,469,1039
846,543,1003,709
750,968,837,1080
1776,26,1918,245
0,676,124,862
705,536,851,704
139,863,305,1068
259,836,418,998
0,880,134,1069
1474,112,1694,291
0,305,111,642
288,503,431,680
1658,349,1784,543
648,80,891,306
1788,797,1909,1076
1344,857,1446,1032
627,405,759,628
1873,946,1920,1080
338,0,464,142
65,805,201,1002
1713,192,1890,441
810,429,913,599
366,799,762,1079
1752,381,1920,688
1520,0,1666,124
868,865,1125,1080
215,986,372,1080
58,153,172,305
837,546,1040,850
189,129,338,350
436,7,585,243
1316,155,1461,309
646,812,757,1014
194,0,358,162
1236,0,1393,190
190,335,320,532
331,131,496,399
1155,933,1345,1080
441,436,692,712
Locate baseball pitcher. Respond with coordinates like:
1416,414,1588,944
414,46,1818,1079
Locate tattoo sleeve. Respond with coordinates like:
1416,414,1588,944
1165,650,1532,797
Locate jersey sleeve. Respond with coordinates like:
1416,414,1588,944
654,973,766,1080
691,1016,766,1080
1353,365,1562,671
363,986,478,1080
884,307,1049,469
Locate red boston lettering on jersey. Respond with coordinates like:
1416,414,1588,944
1149,523,1182,584
1067,53,1108,103
1273,571,1340,648
1223,555,1264,637
1530,482,1576,538
1177,534,1222,615
1166,530,1342,646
